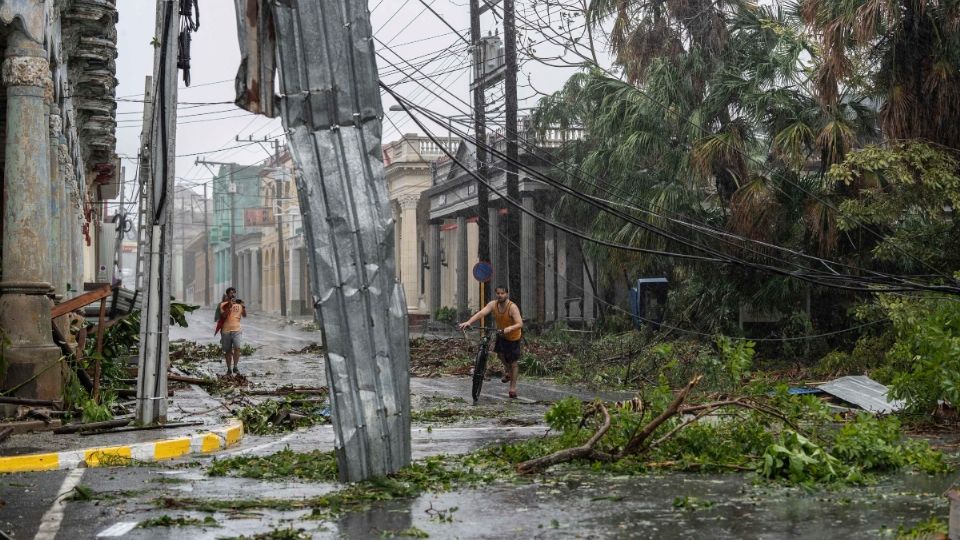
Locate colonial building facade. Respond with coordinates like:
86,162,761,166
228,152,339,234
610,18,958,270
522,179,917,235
0,0,121,401
423,124,595,324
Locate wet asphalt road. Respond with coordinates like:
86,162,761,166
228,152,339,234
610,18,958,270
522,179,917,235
1,309,952,538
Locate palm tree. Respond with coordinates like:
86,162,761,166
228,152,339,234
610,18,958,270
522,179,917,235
800,0,960,150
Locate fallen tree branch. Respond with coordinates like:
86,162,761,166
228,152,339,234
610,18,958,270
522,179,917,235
618,375,703,457
647,402,727,451
167,374,216,387
515,375,707,474
517,402,612,474
54,418,132,434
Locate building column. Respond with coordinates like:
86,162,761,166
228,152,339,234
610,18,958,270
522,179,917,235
456,216,468,319
487,207,500,288
289,247,302,315
0,31,62,402
48,104,62,297
253,249,262,310
397,196,419,312
245,251,253,303
429,223,441,318
58,127,73,297
583,258,596,322
520,196,536,320
557,230,568,319
545,227,556,320
235,251,243,297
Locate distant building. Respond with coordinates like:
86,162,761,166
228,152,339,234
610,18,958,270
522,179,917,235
423,120,595,323
383,134,459,321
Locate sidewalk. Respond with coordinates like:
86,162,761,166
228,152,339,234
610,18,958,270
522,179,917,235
0,384,244,473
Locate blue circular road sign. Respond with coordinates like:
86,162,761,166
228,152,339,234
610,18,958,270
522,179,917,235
472,261,493,283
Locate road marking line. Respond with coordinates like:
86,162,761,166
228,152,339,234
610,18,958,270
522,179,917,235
34,467,85,540
96,521,139,537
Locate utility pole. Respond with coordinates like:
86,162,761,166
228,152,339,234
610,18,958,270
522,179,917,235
202,182,210,306
274,140,288,317
229,163,237,289
504,0,522,304
470,0,491,308
137,0,179,425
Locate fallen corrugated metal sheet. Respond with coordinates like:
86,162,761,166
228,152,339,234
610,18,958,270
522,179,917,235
817,375,905,414
233,0,277,117
234,0,411,482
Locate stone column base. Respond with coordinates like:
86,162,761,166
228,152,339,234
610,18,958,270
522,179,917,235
0,291,63,408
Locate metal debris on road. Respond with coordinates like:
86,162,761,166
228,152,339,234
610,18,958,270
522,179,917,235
816,375,905,414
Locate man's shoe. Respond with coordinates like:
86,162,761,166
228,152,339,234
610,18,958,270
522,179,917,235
508,390,518,399
501,374,510,383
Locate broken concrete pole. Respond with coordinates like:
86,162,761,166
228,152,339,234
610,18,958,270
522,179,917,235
233,0,411,482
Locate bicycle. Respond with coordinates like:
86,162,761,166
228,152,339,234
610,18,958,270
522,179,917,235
464,328,500,405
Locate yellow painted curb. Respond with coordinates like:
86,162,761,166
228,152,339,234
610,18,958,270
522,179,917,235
0,420,244,474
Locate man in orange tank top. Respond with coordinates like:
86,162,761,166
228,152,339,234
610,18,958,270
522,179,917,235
217,287,247,375
458,285,524,398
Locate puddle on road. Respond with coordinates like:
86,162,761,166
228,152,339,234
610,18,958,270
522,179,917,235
330,471,952,539
65,460,955,539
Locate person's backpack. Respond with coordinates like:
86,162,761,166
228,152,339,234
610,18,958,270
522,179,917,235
214,302,228,335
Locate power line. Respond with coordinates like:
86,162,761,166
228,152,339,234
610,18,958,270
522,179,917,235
374,38,956,293
384,82,960,295
382,113,889,342
506,7,959,284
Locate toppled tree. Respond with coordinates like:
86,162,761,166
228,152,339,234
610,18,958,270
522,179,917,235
513,376,948,483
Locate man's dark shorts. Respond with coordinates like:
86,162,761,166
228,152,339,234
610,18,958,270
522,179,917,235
493,336,522,363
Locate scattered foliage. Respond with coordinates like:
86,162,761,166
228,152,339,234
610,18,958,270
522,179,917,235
138,514,217,528
235,396,329,435
209,449,338,482
380,527,430,538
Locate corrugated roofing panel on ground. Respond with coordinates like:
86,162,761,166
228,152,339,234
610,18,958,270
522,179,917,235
817,375,904,413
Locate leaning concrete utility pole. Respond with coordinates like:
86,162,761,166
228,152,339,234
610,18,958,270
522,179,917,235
136,0,179,424
233,0,411,482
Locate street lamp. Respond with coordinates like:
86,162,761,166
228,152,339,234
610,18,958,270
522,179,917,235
387,104,471,153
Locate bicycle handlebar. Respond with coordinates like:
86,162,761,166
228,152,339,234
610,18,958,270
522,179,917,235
460,327,501,339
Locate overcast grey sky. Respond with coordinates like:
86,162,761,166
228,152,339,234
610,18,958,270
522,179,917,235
113,1,607,202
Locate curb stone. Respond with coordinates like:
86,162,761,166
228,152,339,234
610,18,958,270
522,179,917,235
0,420,244,474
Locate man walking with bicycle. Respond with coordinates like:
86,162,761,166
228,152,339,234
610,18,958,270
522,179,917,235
458,285,524,399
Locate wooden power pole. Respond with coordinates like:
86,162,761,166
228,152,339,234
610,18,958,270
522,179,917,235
470,0,491,308
504,0,522,304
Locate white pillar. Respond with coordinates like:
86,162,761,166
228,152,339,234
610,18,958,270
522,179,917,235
520,195,536,320
289,246,301,314
456,216,468,318
253,249,262,310
429,223,441,317
545,227,556,320
557,230,568,320
488,207,500,288
398,196,419,311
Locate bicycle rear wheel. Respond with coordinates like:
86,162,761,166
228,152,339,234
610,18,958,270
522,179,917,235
471,347,488,404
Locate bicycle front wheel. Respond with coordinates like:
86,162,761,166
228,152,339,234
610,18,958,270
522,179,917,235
471,347,488,404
